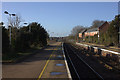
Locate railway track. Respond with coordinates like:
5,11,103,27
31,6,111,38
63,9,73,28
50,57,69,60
74,43,120,73
63,43,104,80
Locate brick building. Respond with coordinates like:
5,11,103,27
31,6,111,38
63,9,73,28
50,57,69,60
85,28,98,37
79,21,110,40
99,21,110,34
79,29,87,37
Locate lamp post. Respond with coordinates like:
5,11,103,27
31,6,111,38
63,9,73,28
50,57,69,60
4,11,16,45
24,22,31,32
0,22,4,27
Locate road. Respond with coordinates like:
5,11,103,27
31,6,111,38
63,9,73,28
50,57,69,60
2,42,69,80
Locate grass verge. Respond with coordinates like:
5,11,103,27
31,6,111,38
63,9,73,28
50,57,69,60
2,46,46,63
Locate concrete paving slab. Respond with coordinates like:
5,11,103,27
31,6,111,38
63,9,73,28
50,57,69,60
2,42,68,80
39,43,69,79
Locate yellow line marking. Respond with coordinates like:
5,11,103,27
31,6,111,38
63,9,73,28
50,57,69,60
37,46,58,80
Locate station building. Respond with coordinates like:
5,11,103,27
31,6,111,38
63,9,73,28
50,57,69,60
79,21,110,41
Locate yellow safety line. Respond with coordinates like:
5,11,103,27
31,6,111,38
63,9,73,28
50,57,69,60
37,46,58,80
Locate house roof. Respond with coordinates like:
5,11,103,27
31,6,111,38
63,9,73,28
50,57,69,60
80,29,87,33
97,21,106,28
86,21,108,32
79,21,109,33
86,28,98,32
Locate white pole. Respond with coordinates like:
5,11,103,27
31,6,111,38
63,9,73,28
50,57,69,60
89,32,90,43
98,30,99,43
29,24,31,32
9,14,12,45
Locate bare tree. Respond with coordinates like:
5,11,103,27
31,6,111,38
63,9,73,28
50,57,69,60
91,20,105,28
7,14,23,40
7,14,23,28
71,25,86,36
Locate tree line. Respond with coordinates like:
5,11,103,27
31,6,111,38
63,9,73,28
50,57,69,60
2,22,49,57
69,14,120,47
